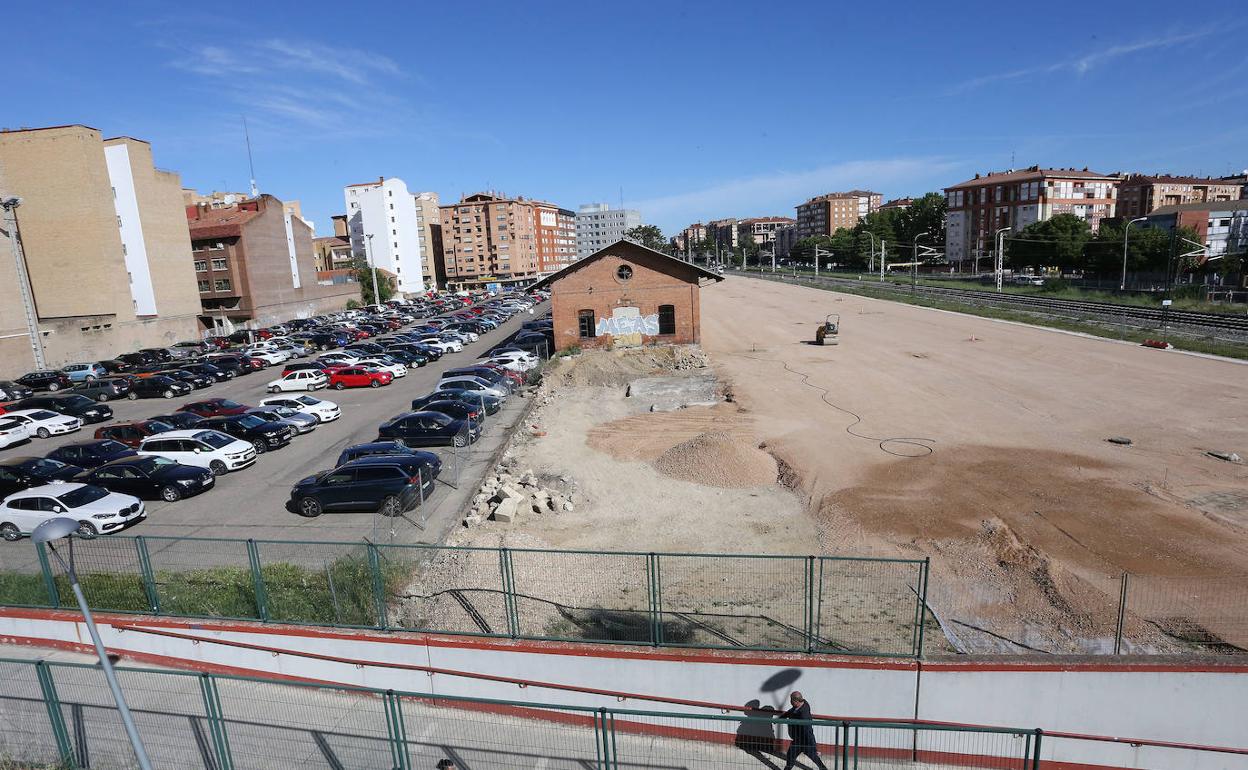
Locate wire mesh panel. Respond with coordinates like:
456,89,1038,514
142,536,260,619
851,724,1033,770
48,663,210,770
214,676,396,769
46,537,148,614
608,710,843,770
656,554,809,651
0,539,50,608
1122,574,1248,654
510,548,652,644
254,540,376,626
814,558,925,656
398,696,604,770
381,544,511,636
0,660,63,766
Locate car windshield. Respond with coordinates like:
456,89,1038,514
235,415,266,428
134,456,175,473
218,399,243,409
272,406,297,417
29,410,58,420
62,396,94,407
97,440,129,453
22,459,69,476
58,485,109,507
146,421,176,433
196,431,234,449
295,396,320,406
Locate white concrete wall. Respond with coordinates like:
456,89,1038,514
104,144,157,316
1,611,1245,770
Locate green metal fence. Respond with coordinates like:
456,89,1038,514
0,535,931,657
0,657,1044,770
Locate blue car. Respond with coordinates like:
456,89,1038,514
335,441,441,470
47,439,137,469
62,363,109,383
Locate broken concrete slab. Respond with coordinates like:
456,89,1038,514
492,497,518,523
625,373,719,412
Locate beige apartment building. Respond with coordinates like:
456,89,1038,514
795,190,882,238
737,216,796,247
413,191,442,290
439,192,541,287
1116,174,1242,219
0,125,202,374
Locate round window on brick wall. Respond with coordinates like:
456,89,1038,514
616,264,633,282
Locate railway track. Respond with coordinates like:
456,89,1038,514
731,271,1248,338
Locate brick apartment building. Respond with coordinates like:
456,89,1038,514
413,191,443,290
0,125,203,373
439,192,543,288
1116,174,1242,219
1144,199,1248,264
534,201,577,274
673,223,707,255
187,194,359,330
706,218,739,251
944,167,1120,267
312,235,353,272
528,240,724,352
737,217,796,248
880,197,914,211
796,190,881,238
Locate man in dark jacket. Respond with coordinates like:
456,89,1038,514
778,691,828,770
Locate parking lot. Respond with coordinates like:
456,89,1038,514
0,302,546,568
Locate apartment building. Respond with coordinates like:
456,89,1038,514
774,223,800,258
0,125,202,373
534,201,577,274
187,194,359,329
737,217,796,248
1117,175,1242,219
944,167,1120,267
672,223,707,255
312,235,353,272
880,197,914,212
342,177,426,295
1144,199,1248,262
575,203,642,259
795,190,881,238
439,192,541,287
413,191,442,290
706,218,739,251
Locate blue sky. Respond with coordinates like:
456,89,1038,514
6,1,1246,236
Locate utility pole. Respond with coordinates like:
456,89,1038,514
865,231,879,273
995,226,1010,292
912,233,928,295
880,240,886,281
365,233,381,305
1120,217,1148,291
1,197,46,368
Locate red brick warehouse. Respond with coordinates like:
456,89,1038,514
527,240,724,352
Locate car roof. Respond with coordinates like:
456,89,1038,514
145,429,230,440
4,482,85,499
342,454,426,467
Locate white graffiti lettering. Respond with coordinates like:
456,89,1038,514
596,314,660,337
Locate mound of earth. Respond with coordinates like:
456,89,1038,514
652,431,778,488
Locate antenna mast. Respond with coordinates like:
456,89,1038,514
243,116,258,197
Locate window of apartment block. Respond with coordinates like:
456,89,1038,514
211,258,227,270
578,310,596,339
197,279,210,292
214,279,232,292
194,261,207,272
658,305,676,335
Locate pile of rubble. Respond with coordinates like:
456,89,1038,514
464,453,580,527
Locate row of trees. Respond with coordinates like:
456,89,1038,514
787,192,948,269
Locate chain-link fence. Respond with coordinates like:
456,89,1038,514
0,657,1058,770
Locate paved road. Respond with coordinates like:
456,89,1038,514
0,304,546,571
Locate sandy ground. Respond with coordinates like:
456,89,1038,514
700,276,1248,653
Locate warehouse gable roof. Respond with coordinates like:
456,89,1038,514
526,239,724,292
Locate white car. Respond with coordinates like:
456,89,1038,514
0,417,33,450
4,409,82,439
258,394,341,423
419,337,462,353
487,357,530,374
266,370,329,393
355,359,407,378
243,348,288,366
137,429,256,476
272,343,308,359
0,482,145,540
490,351,538,371
437,375,509,400
318,352,362,366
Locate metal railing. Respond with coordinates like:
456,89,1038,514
0,536,930,657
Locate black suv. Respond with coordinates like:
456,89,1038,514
16,370,73,392
198,414,293,454
287,456,438,518
15,395,112,424
80,455,214,502
376,411,480,447
70,378,130,402
0,457,83,499
335,441,440,469
126,375,192,400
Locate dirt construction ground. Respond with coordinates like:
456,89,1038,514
700,275,1248,653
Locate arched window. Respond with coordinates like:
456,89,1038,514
658,304,676,335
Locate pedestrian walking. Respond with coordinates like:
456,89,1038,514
778,691,828,770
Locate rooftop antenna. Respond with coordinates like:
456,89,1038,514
243,116,258,197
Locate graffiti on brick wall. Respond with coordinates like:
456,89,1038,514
596,314,660,337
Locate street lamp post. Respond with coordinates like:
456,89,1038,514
364,233,381,306
33,518,154,770
1120,216,1148,291
994,226,1011,293
1,197,47,369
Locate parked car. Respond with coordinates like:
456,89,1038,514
281,361,330,376
3,409,82,439
0,456,84,499
16,370,73,392
171,341,209,357
376,411,480,447
245,406,317,435
354,358,407,378
92,420,177,448
0,381,35,402
62,363,109,383
125,375,192,400
412,390,502,416
197,414,294,454
69,378,130,402
182,362,233,382
257,395,341,423
166,370,214,390
287,455,439,518
139,348,175,363
79,455,214,502
46,439,136,469
14,395,112,424
117,351,159,368
419,337,461,353
136,429,256,476
443,366,516,392
435,375,509,401
306,332,343,351
327,366,393,390
97,359,134,375
414,399,485,426
178,398,251,418
242,347,287,366
266,370,329,393
0,483,145,540
203,355,251,377
334,441,440,469
0,417,33,450
147,412,205,430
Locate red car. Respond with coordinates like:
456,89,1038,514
177,398,251,417
480,363,524,387
93,419,176,447
326,366,393,390
255,329,275,340
204,336,232,349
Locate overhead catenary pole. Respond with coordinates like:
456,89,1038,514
1120,216,1148,291
912,233,927,295
995,226,1010,292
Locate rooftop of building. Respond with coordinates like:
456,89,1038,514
800,190,882,205
945,167,1120,190
186,196,272,238
345,177,390,188
1150,199,1248,215
313,235,351,245
739,216,797,224
1120,173,1245,186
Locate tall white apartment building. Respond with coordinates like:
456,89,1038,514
575,203,642,259
342,177,426,295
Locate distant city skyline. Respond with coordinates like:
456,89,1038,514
3,2,1245,236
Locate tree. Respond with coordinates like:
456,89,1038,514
352,256,396,304
1008,214,1091,272
898,192,948,248
623,224,668,252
